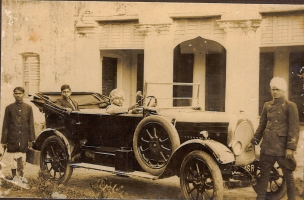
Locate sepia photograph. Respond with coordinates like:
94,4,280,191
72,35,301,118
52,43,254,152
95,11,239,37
1,0,303,199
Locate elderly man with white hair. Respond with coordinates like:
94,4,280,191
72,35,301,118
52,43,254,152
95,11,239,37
246,77,300,200
106,89,141,114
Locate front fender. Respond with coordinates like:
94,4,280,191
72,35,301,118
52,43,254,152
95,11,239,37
35,128,74,161
178,139,235,164
158,139,235,179
54,129,74,160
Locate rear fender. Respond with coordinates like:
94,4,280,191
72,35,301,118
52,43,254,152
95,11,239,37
158,139,235,179
35,128,74,160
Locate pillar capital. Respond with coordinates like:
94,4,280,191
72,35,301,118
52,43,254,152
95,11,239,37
134,24,171,36
217,19,262,34
75,11,99,38
76,26,97,37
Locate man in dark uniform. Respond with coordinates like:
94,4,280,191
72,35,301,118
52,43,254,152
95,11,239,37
1,87,35,181
55,84,79,112
246,77,300,200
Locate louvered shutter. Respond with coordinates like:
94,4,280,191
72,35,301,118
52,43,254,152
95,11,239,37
174,17,225,43
100,22,144,49
24,55,40,95
261,14,304,46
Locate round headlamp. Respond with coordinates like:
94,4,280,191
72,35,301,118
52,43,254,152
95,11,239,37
200,131,209,139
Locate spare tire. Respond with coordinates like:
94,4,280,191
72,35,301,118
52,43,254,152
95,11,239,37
133,115,180,176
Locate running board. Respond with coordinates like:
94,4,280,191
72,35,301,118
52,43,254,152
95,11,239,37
69,163,158,180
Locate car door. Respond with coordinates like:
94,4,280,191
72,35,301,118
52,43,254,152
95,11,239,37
75,112,142,149
75,113,104,147
97,114,143,148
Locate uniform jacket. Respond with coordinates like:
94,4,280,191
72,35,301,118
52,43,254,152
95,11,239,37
252,98,300,156
55,97,79,111
1,102,35,152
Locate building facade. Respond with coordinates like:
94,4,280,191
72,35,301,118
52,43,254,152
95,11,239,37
1,1,303,134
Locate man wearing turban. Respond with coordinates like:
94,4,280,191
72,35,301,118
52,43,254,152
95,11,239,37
246,77,300,200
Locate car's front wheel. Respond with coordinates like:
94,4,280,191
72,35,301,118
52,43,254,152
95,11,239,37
180,150,223,200
40,135,73,184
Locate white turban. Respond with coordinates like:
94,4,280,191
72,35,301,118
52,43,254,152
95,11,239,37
269,77,287,92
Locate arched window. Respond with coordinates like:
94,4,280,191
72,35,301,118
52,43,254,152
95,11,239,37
22,53,40,96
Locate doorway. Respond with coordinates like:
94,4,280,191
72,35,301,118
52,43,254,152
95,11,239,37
137,54,144,92
259,52,274,114
102,57,117,96
289,52,304,122
205,53,226,112
173,45,194,106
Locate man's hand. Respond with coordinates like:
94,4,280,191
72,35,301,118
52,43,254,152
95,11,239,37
131,107,143,114
65,107,72,114
245,143,253,152
128,103,138,111
28,141,35,149
285,149,294,159
2,144,7,150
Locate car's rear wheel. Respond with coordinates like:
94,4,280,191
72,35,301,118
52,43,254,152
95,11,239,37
40,135,73,184
133,115,180,176
252,165,287,200
180,151,223,200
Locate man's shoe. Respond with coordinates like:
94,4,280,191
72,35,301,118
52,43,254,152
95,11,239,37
5,175,14,180
19,177,28,184
11,169,16,177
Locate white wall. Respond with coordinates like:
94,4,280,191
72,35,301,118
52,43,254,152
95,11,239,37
2,1,303,134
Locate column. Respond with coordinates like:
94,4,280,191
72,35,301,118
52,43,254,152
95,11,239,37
193,50,206,110
75,23,102,92
217,19,262,116
135,24,174,107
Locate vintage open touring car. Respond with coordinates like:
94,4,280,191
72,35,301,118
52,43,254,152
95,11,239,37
27,82,287,200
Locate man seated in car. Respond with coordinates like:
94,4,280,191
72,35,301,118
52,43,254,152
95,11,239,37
55,84,80,113
106,89,141,114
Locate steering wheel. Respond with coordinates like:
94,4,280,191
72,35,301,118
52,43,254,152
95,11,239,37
146,96,157,107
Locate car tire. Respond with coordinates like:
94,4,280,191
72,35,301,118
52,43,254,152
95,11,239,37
40,135,73,184
133,115,180,176
252,166,287,200
180,150,224,200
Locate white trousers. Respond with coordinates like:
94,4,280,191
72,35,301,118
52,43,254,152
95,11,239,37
6,152,26,169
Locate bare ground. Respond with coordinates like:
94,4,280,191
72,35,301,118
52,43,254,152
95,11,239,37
0,163,302,199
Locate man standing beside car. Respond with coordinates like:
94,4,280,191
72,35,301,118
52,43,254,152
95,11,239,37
1,87,35,182
246,77,300,200
55,84,79,112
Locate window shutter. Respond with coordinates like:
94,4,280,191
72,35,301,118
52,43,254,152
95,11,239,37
174,17,224,43
24,55,40,95
261,14,304,46
100,22,144,49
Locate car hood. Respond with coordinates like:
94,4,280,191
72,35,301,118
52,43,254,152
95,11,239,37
156,108,236,123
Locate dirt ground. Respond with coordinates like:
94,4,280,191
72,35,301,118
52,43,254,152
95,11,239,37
0,126,303,199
